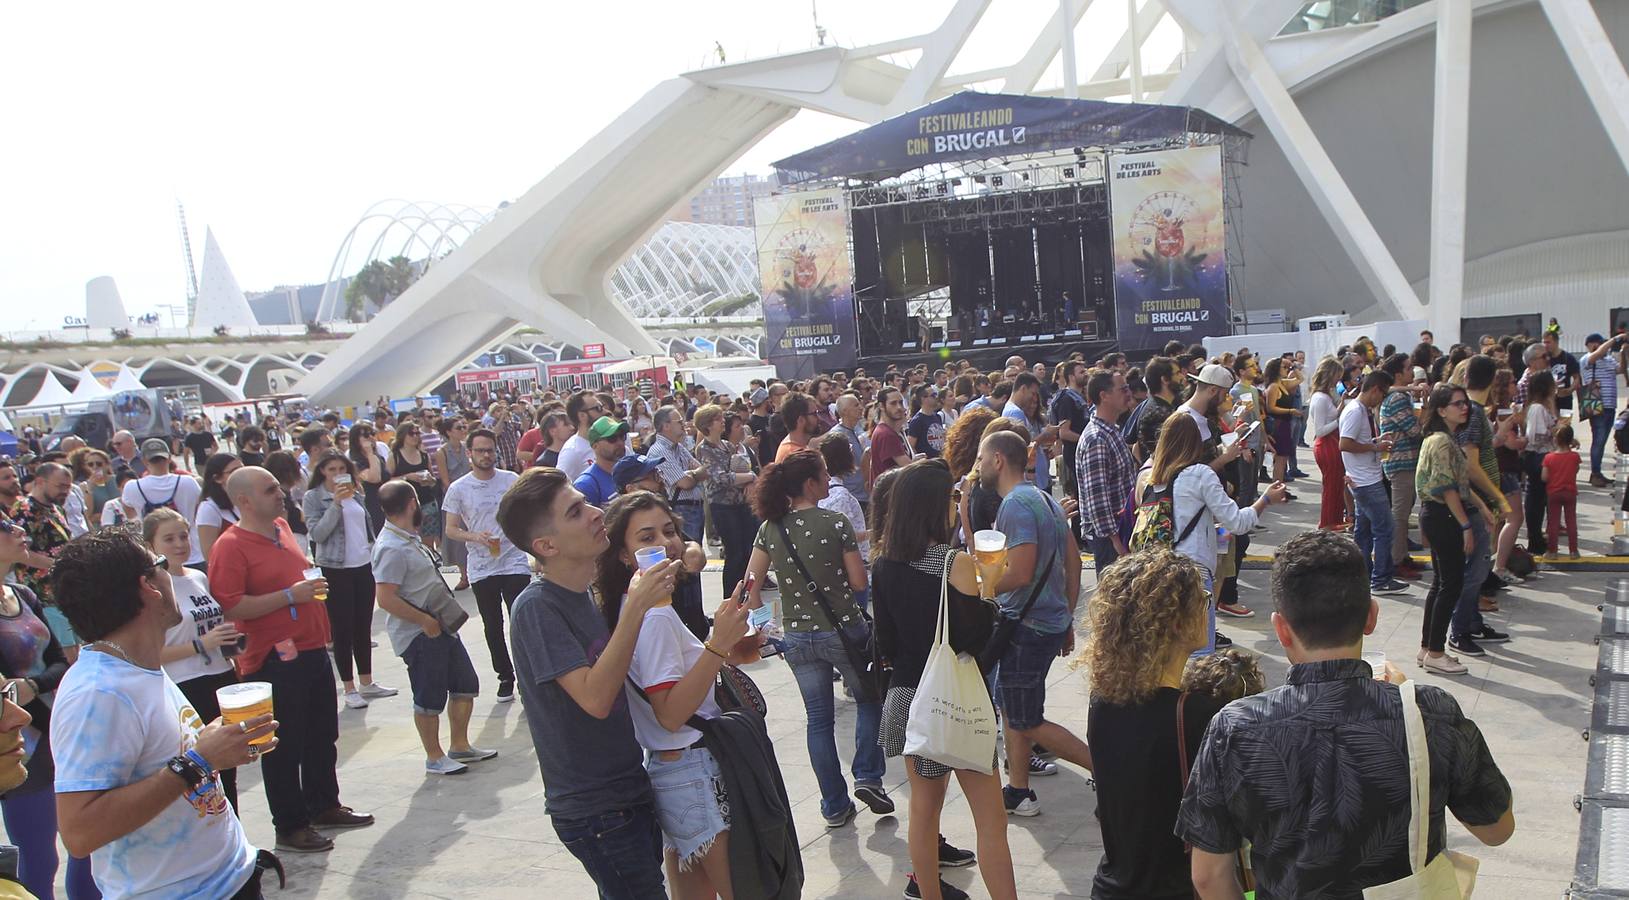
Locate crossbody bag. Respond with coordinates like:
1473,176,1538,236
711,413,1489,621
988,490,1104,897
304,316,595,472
773,520,886,703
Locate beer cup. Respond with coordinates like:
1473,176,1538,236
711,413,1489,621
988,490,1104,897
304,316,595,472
302,567,327,601
1361,650,1387,681
634,546,673,607
972,530,1007,597
485,535,502,557
217,682,276,748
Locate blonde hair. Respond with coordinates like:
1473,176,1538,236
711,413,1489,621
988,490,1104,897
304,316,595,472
1310,356,1343,396
693,404,725,436
1081,547,1209,705
1149,412,1206,485
141,507,188,546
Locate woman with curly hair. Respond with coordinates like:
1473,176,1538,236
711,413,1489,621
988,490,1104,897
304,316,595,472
960,416,1031,540
1081,546,1223,900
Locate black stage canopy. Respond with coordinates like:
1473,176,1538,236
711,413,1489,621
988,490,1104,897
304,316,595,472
773,91,1252,185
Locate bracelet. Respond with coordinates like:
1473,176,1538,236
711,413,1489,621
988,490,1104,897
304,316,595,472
192,638,212,664
184,748,215,776
702,641,728,661
166,754,208,791
1459,521,1472,531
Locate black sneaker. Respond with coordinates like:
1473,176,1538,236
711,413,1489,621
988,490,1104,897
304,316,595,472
1031,743,1058,762
905,875,970,900
496,681,515,703
1475,626,1511,644
823,803,858,829
1447,635,1486,657
855,784,896,815
1214,631,1233,648
1372,579,1411,595
1002,786,1040,817
937,836,976,868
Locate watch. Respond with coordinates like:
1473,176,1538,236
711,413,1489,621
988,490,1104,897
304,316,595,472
166,754,208,791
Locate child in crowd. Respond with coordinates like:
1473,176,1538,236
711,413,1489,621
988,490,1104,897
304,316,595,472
100,469,138,527
1182,647,1266,703
1542,425,1582,560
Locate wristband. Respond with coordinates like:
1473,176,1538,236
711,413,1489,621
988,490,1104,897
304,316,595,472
703,641,728,661
283,587,299,620
166,755,208,791
1459,521,1472,531
184,748,215,776
192,638,212,664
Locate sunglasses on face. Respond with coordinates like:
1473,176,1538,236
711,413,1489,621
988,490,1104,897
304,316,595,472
1,680,17,707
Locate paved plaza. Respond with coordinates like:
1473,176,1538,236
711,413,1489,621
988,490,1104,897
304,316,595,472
93,462,1608,900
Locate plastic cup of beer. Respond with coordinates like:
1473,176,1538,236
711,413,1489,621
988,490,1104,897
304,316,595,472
302,567,327,601
973,530,1007,597
217,682,276,747
485,535,502,557
634,546,673,607
438,565,462,592
1361,650,1387,681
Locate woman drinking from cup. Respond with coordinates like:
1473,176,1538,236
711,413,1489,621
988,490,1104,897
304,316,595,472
146,507,244,809
347,423,391,537
303,451,397,709
195,452,243,563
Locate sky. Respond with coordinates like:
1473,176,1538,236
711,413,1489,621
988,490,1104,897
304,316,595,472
0,1,1182,332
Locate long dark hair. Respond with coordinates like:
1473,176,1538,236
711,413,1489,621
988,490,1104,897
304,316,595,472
867,467,903,560
200,452,240,515
593,491,688,634
347,423,376,470
307,449,358,490
1421,385,1467,437
750,450,825,522
878,459,951,562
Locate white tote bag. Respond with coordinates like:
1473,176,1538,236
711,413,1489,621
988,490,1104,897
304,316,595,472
904,550,998,775
1363,681,1479,899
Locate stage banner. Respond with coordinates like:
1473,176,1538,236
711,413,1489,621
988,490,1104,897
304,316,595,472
1108,146,1230,351
753,187,857,377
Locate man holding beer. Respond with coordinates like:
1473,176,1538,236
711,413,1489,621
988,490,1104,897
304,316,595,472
49,529,282,897
442,428,532,703
211,466,375,854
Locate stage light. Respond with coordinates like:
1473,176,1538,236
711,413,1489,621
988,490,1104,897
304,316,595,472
1062,166,1077,179
991,175,1004,187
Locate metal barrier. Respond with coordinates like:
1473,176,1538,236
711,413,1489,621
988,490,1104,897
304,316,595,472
1573,577,1629,897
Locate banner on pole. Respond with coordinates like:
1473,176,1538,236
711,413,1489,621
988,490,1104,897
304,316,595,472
753,187,857,377
1108,146,1230,351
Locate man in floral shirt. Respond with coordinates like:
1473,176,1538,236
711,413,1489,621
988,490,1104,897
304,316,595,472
14,462,76,650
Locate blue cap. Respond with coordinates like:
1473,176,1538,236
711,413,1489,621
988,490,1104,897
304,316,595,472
613,454,665,490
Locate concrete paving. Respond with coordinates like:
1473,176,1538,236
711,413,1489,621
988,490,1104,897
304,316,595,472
38,433,1623,898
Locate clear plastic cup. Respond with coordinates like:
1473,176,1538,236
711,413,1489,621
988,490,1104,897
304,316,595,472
217,682,275,747
634,546,672,607
1361,650,1387,680
302,567,326,601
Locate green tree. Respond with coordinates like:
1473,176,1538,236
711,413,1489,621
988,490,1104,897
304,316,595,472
344,255,420,320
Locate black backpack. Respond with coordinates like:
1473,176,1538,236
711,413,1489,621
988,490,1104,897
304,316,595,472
135,478,180,516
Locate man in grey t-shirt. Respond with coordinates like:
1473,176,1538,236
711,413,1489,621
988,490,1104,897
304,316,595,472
372,482,497,776
496,467,683,898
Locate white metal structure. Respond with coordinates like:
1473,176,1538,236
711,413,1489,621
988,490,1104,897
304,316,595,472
84,276,129,331
191,229,260,331
608,222,761,319
314,200,496,323
300,0,1629,402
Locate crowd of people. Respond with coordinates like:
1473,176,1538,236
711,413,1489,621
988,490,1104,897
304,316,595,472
0,317,1621,898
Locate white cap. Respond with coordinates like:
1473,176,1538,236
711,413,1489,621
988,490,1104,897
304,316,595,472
1197,364,1235,390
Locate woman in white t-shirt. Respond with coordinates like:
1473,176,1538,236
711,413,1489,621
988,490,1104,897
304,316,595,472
303,451,397,709
594,492,755,900
194,452,243,563
145,507,245,809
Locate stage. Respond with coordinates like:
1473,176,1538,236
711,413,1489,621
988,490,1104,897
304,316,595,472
754,91,1252,379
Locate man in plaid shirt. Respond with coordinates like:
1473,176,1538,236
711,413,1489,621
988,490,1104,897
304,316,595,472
1075,370,1137,573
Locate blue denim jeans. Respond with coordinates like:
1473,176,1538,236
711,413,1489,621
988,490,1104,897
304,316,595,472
1450,509,1491,641
1351,481,1395,587
1591,412,1613,478
783,629,885,819
552,804,667,900
672,501,704,544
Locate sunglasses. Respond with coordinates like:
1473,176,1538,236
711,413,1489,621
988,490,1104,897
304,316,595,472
1,680,16,707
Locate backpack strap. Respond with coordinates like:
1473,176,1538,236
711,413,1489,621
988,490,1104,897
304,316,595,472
1171,463,1209,545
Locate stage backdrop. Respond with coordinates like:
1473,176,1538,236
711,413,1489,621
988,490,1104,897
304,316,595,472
1108,146,1230,351
753,187,857,377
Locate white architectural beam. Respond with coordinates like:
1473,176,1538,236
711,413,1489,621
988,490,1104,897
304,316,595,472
885,0,991,115
1161,0,1307,108
1429,0,1472,345
1540,0,1629,178
1219,9,1429,322
1061,0,1080,99
1004,0,1093,94
1127,0,1145,100
1091,0,1167,81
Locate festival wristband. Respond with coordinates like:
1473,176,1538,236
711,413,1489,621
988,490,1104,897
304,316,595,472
184,748,215,776
284,587,299,620
192,639,212,664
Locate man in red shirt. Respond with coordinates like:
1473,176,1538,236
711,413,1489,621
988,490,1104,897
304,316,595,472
211,466,374,854
868,386,914,487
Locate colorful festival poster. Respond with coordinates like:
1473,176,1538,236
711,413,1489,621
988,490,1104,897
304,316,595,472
753,188,857,378
1108,146,1230,351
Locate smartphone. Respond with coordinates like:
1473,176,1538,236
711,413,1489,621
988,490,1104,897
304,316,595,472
741,571,757,598
1336,382,1348,397
758,638,786,659
219,634,248,659
1240,420,1262,443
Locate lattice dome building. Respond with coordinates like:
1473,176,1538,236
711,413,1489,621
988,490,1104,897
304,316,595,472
608,221,760,319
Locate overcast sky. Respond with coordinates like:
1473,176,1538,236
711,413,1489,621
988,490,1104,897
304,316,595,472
0,1,1181,332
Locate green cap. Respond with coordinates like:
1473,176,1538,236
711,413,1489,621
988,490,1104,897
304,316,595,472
587,416,630,443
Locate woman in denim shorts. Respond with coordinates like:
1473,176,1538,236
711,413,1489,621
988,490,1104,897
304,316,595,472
595,492,750,898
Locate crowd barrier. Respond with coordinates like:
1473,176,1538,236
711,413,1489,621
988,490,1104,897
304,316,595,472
1571,576,1629,897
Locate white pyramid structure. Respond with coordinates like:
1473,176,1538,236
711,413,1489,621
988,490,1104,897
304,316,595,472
110,366,147,392
69,373,111,401
192,228,259,331
85,276,129,330
20,373,76,408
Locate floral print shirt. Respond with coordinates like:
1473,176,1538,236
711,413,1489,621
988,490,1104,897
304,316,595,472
753,508,860,633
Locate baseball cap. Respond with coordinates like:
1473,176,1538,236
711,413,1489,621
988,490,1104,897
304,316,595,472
140,438,172,460
587,416,631,443
1586,332,1607,346
613,454,665,490
1197,364,1235,390
748,387,769,406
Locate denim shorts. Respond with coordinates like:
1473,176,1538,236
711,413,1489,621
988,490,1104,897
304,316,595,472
645,746,730,870
997,625,1066,731
402,632,479,715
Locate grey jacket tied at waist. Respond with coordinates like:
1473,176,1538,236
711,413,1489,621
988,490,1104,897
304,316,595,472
302,486,363,567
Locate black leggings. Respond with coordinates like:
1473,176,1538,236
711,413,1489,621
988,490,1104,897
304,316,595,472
472,573,531,685
178,668,241,811
1522,451,1549,553
1420,502,1466,653
320,564,376,682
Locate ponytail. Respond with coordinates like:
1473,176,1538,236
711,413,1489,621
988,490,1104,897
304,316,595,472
752,450,824,522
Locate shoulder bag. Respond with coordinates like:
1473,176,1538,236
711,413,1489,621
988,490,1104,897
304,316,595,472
773,520,886,703
976,550,1056,672
1362,681,1479,899
904,549,997,773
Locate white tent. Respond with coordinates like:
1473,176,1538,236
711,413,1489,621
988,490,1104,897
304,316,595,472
70,374,112,401
598,355,677,376
110,366,146,392
17,374,75,409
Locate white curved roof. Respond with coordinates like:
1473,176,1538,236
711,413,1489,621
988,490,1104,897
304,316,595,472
609,221,760,319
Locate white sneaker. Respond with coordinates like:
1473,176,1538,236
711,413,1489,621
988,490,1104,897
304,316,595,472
358,682,398,699
425,756,469,776
1421,654,1468,676
449,746,499,763
343,691,369,709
